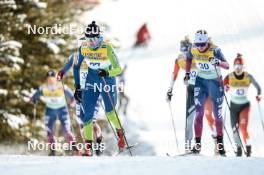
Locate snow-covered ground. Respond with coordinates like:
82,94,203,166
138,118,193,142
0,155,264,175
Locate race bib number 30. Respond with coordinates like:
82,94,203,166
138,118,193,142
196,62,213,71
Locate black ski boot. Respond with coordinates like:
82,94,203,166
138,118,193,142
216,135,226,156
236,146,242,157
192,137,201,154
95,136,103,156
246,145,251,157
48,149,56,156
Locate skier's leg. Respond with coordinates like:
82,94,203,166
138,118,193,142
194,77,207,138
204,97,216,135
45,108,57,155
82,77,100,156
230,102,243,156
185,85,196,151
239,102,251,156
193,77,208,153
209,79,225,155
58,106,75,143
101,77,125,149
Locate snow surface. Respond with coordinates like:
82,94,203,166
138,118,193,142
0,155,263,175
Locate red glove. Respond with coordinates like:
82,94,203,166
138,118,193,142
224,85,230,92
57,71,64,81
256,95,262,102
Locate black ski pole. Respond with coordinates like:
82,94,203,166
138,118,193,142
101,77,133,156
214,64,246,154
32,102,37,138
168,102,180,153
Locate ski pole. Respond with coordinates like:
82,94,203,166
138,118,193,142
168,102,180,153
101,77,133,156
32,102,37,138
257,102,264,133
214,65,246,154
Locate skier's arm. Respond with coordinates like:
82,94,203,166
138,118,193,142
106,44,122,77
185,51,193,73
60,54,74,75
31,87,43,103
249,74,262,95
63,85,74,99
169,59,180,90
73,49,84,87
223,75,230,91
214,47,229,69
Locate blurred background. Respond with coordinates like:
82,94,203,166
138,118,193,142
0,0,264,156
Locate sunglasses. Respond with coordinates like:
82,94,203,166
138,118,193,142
234,64,243,69
195,42,207,47
86,37,99,43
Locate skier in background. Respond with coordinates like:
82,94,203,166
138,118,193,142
57,52,103,156
184,30,229,155
180,35,192,53
134,23,151,47
31,70,77,156
73,21,125,156
224,53,262,157
117,64,130,116
167,53,217,153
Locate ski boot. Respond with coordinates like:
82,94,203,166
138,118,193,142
216,135,226,156
95,136,103,156
246,145,251,157
48,149,56,156
212,135,219,155
236,146,242,157
192,137,201,154
69,141,82,156
83,140,93,156
116,129,126,152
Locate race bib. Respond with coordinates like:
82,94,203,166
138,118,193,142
196,62,213,72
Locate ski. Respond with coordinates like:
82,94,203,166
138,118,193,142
113,143,139,156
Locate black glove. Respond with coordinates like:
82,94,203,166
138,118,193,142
98,69,109,77
184,72,190,85
167,88,173,102
74,85,82,103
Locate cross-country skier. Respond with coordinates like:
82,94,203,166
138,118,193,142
180,36,192,53
167,53,217,152
57,52,103,156
184,30,229,155
31,70,77,156
73,21,124,156
224,53,262,157
134,23,151,47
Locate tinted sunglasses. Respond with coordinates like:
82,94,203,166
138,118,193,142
195,42,207,47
